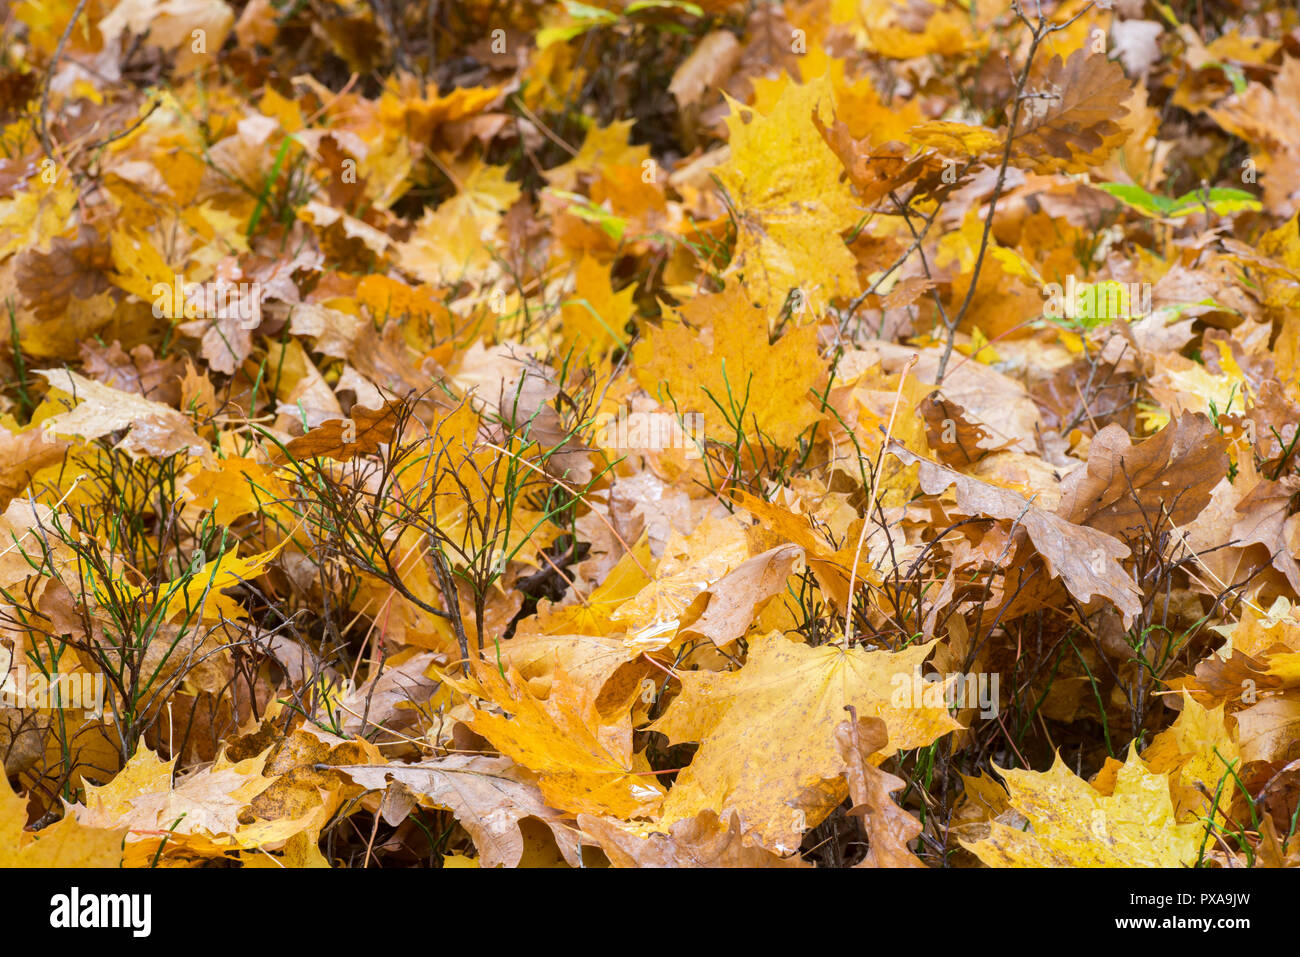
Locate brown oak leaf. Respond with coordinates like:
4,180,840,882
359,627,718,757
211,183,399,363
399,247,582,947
1012,50,1133,172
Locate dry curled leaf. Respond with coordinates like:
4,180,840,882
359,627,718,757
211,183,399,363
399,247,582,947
836,713,925,868
330,756,583,869
36,368,208,459
1057,411,1229,537
888,442,1142,624
578,810,807,868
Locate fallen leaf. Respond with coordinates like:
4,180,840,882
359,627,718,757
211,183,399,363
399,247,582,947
961,746,1202,867
652,632,960,853
36,368,208,460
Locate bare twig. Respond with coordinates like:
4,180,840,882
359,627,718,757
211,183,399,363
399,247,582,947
37,0,90,161
934,0,1096,384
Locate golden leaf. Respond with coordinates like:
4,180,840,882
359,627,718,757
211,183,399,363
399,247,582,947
0,773,124,867
961,746,1202,867
716,74,862,313
632,282,826,449
652,632,960,853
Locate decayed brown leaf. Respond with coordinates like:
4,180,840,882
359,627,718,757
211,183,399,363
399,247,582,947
1012,50,1133,172
15,226,111,322
577,810,807,868
0,424,67,510
836,713,925,868
1057,411,1229,537
888,443,1142,623
279,400,404,463
919,391,998,466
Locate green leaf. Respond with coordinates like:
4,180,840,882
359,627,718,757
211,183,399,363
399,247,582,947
625,0,705,16
1097,182,1174,217
1099,183,1261,219
560,0,620,22
1168,187,1260,217
548,189,627,242
537,1,620,48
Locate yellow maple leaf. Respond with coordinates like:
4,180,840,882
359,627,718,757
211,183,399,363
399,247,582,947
543,119,650,193
450,663,665,820
611,514,751,642
832,64,924,144
1143,694,1242,823
730,488,876,614
826,360,931,506
108,228,180,309
397,160,519,287
240,831,331,868
115,540,286,623
1147,350,1246,420
716,74,862,313
0,175,78,260
399,203,499,287
1219,595,1300,660
961,745,1203,867
652,632,961,853
378,81,500,148
356,274,450,327
561,255,635,363
750,58,925,145
442,157,522,223
525,539,654,638
632,282,826,449
185,456,289,527
77,744,178,827
0,773,125,867
74,741,341,865
908,120,1003,156
836,0,985,59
